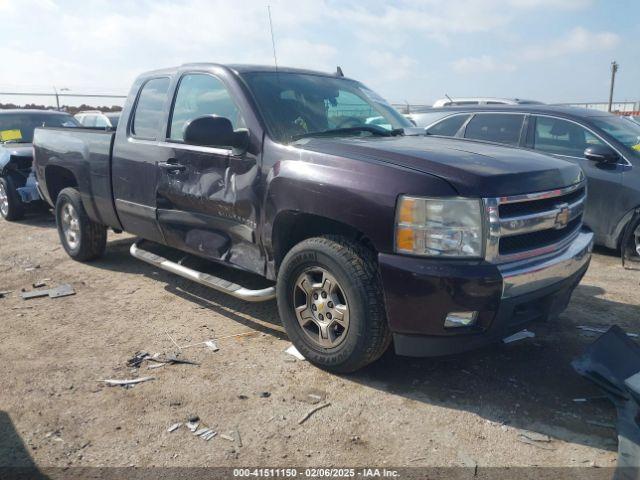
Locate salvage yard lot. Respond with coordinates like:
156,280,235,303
1,213,638,468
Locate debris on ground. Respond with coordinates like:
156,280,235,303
0,290,12,299
284,344,305,361
234,426,242,447
572,325,640,475
502,329,535,344
259,391,271,398
298,402,331,425
102,376,155,387
577,325,638,338
586,420,616,429
517,435,555,450
220,433,235,442
517,429,551,443
204,340,219,352
126,351,150,368
186,420,199,432
32,279,50,288
125,351,199,369
21,283,75,300
167,422,182,433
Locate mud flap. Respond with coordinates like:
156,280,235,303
572,325,640,478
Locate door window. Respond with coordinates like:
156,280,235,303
169,74,244,141
533,116,604,157
426,114,470,137
464,113,525,145
132,77,170,139
95,115,110,128
82,115,96,127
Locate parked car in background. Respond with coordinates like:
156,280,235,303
432,97,544,108
412,105,640,256
74,110,120,129
626,115,640,127
0,109,79,220
34,64,592,372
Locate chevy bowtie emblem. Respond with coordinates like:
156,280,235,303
554,204,570,229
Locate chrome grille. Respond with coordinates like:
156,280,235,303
484,181,586,263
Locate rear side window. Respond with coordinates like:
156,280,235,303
426,114,470,137
132,77,170,139
169,73,243,141
82,115,96,127
533,116,604,157
464,113,524,145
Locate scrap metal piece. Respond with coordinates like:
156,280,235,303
21,289,49,300
193,428,210,436
48,284,75,299
202,431,217,441
102,376,155,387
167,423,182,433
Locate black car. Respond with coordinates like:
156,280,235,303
411,105,640,255
0,109,79,220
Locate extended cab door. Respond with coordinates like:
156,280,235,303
154,72,263,273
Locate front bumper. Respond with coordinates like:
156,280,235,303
379,229,593,357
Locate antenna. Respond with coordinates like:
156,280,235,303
336,66,344,77
445,93,453,103
267,5,278,72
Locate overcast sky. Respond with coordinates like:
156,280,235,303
0,0,637,107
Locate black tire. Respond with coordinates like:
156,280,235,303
55,187,107,261
0,175,25,221
276,236,391,373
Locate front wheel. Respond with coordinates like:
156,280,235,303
0,176,25,221
276,236,391,373
55,187,107,261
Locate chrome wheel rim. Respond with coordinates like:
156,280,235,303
293,267,350,348
61,203,80,250
0,182,8,217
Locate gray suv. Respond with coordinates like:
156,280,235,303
412,105,640,256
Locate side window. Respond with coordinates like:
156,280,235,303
533,116,604,157
464,113,525,145
169,73,243,141
95,115,109,128
426,114,470,137
132,77,170,139
83,115,96,127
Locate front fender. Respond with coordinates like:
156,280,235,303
262,143,457,255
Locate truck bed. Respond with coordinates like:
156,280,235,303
33,127,121,230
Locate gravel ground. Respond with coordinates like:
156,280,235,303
0,211,638,472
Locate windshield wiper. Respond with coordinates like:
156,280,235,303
292,125,404,142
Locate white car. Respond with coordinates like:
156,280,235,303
74,110,120,129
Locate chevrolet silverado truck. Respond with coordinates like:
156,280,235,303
33,64,593,372
0,109,79,220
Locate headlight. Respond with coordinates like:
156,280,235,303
395,196,483,257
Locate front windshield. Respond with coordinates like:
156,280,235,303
591,115,640,153
0,112,79,143
241,72,412,143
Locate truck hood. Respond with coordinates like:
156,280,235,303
295,136,583,197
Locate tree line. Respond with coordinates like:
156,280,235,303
0,103,123,115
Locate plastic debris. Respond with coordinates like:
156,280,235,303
285,344,305,361
186,421,199,432
33,279,50,288
220,433,235,442
299,402,331,425
205,340,219,352
502,329,535,344
102,376,155,387
577,325,638,338
167,423,182,433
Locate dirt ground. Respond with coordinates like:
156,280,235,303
0,211,638,471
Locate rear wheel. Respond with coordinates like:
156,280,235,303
0,176,25,221
55,187,107,261
276,236,391,373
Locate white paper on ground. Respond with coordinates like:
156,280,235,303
284,344,306,360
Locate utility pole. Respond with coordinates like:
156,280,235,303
53,86,70,111
608,61,619,112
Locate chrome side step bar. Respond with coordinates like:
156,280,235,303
130,240,276,303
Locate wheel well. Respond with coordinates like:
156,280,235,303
45,166,78,204
272,211,376,270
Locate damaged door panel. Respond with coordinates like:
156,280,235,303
155,72,263,275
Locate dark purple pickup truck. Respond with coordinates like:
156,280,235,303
33,64,593,372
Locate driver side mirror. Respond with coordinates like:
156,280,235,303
183,115,249,155
584,144,619,164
